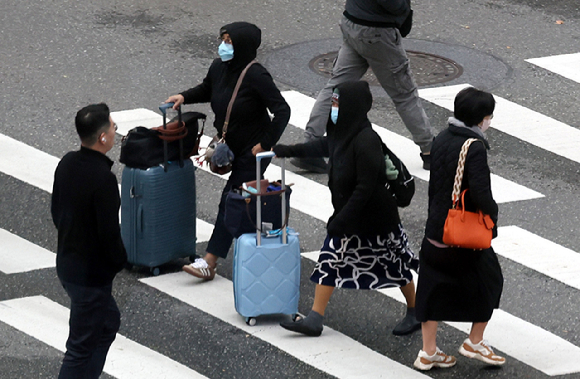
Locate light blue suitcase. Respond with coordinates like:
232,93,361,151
232,152,301,325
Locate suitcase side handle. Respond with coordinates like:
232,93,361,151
137,204,143,237
256,152,286,246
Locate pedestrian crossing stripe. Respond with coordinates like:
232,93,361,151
302,249,580,377
279,90,544,204
419,83,580,165
526,53,580,84
0,131,214,247
141,272,430,379
113,102,543,206
0,228,55,274
493,225,580,291
0,133,58,193
0,296,209,379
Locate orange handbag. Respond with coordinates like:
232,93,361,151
442,138,495,250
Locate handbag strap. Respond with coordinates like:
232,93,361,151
221,59,258,139
451,138,481,203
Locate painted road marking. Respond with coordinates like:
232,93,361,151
0,133,59,193
494,225,580,291
419,83,580,165
281,90,544,204
526,53,580,84
0,131,213,254
0,229,55,274
0,296,208,379
141,272,430,379
112,109,336,222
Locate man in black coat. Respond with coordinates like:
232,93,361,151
51,103,127,379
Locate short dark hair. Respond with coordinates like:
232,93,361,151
454,87,495,127
75,103,110,145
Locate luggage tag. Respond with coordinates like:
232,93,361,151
265,227,299,238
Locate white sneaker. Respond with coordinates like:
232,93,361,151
459,338,506,366
414,348,457,370
182,258,216,280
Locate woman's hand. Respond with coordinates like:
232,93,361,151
252,143,266,156
163,94,185,110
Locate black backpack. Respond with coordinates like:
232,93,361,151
382,143,415,207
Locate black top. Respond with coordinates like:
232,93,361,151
180,21,290,157
51,146,127,287
274,81,400,237
425,124,498,242
344,0,410,27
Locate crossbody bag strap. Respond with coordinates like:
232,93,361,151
221,59,258,140
451,138,481,204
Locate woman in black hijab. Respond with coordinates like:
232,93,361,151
273,80,420,337
165,22,290,280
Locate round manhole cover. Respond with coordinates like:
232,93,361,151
309,51,463,87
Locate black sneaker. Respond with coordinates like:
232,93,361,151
290,157,328,174
420,153,431,170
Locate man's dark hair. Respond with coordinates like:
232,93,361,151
454,87,495,127
75,103,110,145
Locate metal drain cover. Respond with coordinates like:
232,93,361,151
309,51,463,87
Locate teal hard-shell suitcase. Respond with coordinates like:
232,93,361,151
120,161,196,275
120,103,197,275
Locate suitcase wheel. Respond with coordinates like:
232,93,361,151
245,317,257,326
150,267,161,276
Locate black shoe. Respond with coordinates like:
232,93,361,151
420,153,431,170
290,157,328,174
392,311,421,336
280,314,323,337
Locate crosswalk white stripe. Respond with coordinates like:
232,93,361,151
0,131,213,250
0,296,209,379
301,251,580,376
280,90,544,204
494,225,580,291
526,53,580,84
112,108,165,134
112,109,337,222
0,229,55,274
141,272,430,379
0,133,59,193
419,83,580,165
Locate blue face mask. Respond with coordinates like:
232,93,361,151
330,107,339,124
218,41,234,62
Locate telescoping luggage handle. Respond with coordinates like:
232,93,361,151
159,102,184,171
256,151,286,246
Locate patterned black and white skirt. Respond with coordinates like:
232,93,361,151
310,224,419,290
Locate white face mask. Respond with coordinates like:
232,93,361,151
480,118,492,132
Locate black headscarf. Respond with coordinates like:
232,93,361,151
326,80,373,155
219,21,261,73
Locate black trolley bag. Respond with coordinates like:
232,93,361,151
120,103,202,275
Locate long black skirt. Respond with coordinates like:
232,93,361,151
415,237,503,322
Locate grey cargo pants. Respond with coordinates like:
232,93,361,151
305,16,434,153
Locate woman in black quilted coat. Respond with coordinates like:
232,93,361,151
413,87,505,371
